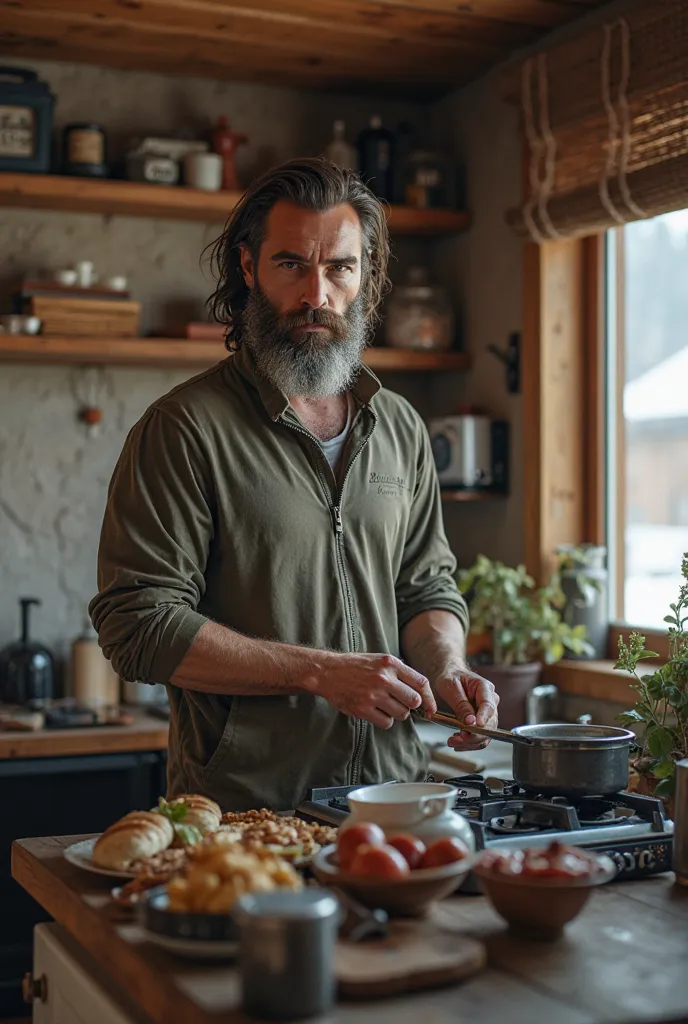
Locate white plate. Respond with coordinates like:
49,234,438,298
142,929,238,961
63,837,136,879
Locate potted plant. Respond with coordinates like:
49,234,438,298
615,552,688,817
458,555,593,728
553,544,608,659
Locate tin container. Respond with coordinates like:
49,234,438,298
235,889,339,1019
673,758,688,887
0,66,54,173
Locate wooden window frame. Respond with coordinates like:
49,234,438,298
524,230,671,700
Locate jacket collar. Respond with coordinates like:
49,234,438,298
233,344,381,421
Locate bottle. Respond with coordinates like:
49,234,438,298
210,116,248,191
0,598,55,706
325,120,357,171
357,116,395,200
71,620,119,708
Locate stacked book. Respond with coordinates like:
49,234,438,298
18,280,141,337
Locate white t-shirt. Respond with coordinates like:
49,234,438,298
319,394,353,472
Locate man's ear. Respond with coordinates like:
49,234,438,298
239,245,255,289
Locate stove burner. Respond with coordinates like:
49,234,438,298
489,813,547,836
574,797,634,827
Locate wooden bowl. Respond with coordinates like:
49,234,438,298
473,854,617,941
312,845,473,918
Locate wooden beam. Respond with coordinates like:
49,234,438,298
583,232,606,546
0,0,531,55
523,241,544,581
364,0,607,29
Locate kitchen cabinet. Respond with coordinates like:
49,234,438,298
32,924,151,1024
0,750,166,1018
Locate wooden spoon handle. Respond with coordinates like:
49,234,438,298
429,712,533,746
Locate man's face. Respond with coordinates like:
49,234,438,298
239,201,369,398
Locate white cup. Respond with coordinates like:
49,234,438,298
184,152,223,192
76,260,95,288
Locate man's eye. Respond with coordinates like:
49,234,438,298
279,261,299,270
331,265,352,274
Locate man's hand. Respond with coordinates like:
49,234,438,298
434,669,499,750
304,652,437,729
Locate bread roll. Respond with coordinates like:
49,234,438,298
168,794,222,836
93,811,174,871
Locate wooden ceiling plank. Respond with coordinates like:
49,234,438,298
0,14,473,92
0,5,483,77
359,0,608,30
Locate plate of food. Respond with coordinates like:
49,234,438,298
64,795,223,879
136,841,304,960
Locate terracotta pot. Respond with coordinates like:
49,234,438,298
629,770,675,821
476,662,543,730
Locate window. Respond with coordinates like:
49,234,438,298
607,209,688,627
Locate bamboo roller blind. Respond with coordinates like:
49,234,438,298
504,0,688,240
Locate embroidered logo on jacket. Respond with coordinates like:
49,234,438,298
369,471,410,498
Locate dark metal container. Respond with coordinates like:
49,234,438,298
673,758,688,887
0,598,55,705
0,66,54,173
235,889,339,1020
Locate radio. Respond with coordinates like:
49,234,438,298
429,415,509,492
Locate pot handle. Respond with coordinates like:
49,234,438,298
419,796,447,819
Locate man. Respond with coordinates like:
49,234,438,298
90,157,499,811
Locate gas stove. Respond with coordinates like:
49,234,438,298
295,774,674,882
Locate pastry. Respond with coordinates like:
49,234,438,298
93,810,174,871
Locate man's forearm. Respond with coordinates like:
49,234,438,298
400,609,469,686
170,620,330,695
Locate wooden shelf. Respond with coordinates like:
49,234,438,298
0,336,472,373
0,173,471,235
441,489,508,502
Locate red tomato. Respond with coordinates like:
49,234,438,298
387,834,426,869
349,843,410,879
419,836,470,869
337,823,385,870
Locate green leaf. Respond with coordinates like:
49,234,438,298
174,823,203,846
635,650,659,660
652,759,676,780
618,709,644,724
664,615,678,626
654,778,674,798
154,797,188,824
647,726,674,759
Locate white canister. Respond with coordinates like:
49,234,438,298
341,782,475,850
184,152,223,192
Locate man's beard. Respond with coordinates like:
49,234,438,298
241,284,369,398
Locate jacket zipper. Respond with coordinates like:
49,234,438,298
334,429,374,785
281,413,375,787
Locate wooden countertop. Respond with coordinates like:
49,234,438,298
12,834,688,1024
0,710,168,760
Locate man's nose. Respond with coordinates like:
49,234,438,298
300,269,328,309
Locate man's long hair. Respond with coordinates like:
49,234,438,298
207,157,391,352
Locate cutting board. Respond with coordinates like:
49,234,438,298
335,900,486,999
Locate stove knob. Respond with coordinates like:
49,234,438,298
622,852,636,871
610,852,627,873
638,849,655,869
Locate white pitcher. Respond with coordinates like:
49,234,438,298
342,782,475,850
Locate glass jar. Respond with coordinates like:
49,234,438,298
403,150,452,209
385,267,454,351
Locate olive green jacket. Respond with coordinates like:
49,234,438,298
90,347,468,810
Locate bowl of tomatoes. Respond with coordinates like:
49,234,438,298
312,823,474,917
474,841,617,940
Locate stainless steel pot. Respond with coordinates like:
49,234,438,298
433,713,636,797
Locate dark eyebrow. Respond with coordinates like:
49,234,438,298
270,250,359,267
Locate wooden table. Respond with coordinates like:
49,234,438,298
12,835,688,1024
0,710,168,760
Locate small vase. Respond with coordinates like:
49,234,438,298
474,662,543,730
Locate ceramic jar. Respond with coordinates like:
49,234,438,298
341,782,475,850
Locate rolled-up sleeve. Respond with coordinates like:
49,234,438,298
395,422,469,634
89,405,213,684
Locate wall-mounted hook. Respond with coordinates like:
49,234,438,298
488,332,520,394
